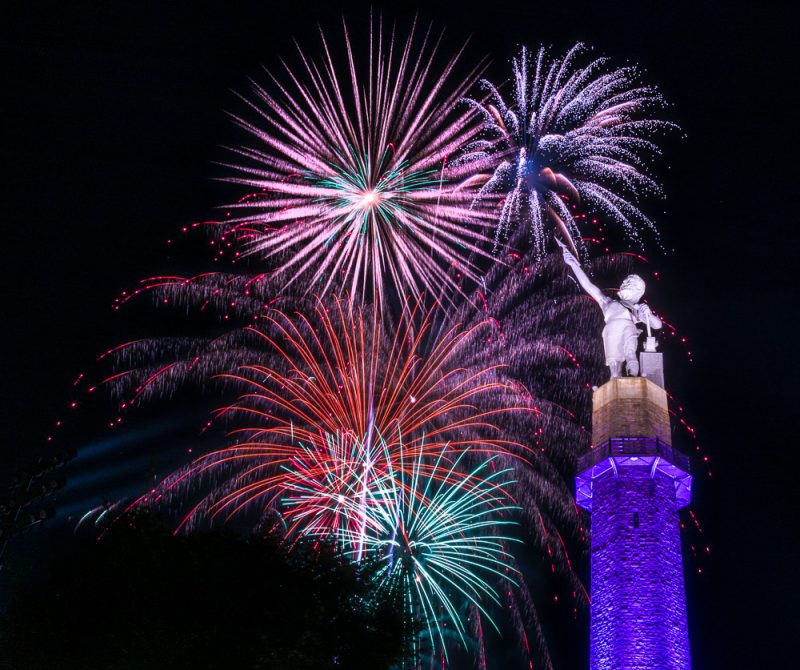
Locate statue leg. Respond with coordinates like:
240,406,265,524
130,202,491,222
603,322,627,380
623,334,639,376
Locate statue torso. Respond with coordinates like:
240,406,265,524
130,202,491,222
602,299,637,323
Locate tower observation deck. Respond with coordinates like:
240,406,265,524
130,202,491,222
576,376,692,670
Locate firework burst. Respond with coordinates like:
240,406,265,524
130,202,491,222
461,43,675,258
279,431,376,549
149,296,532,534
312,440,521,661
220,17,496,305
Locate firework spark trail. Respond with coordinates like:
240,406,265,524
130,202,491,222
217,16,498,306
459,44,676,259
279,431,378,548
142,296,536,529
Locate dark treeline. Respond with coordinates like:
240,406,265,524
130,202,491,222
0,513,407,670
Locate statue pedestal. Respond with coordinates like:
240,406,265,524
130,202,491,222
591,377,671,446
639,350,665,389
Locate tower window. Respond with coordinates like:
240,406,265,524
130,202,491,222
633,512,639,528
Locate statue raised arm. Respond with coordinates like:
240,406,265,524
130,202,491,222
556,239,662,379
556,239,610,309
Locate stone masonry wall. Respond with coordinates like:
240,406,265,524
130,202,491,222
589,468,691,670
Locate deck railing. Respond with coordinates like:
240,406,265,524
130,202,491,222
579,437,690,472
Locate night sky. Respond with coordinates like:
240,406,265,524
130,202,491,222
1,1,797,668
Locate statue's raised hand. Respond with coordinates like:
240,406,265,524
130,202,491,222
555,237,579,268
557,237,607,307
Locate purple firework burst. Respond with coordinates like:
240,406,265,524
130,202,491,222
461,44,676,258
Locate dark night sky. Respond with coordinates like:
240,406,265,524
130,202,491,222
1,1,797,667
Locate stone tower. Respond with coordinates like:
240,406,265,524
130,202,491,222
575,373,692,669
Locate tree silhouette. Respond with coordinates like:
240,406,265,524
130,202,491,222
1,513,407,670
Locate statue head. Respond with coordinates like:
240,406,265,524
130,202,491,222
618,274,646,302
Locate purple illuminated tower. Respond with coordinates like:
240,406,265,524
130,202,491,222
576,367,692,669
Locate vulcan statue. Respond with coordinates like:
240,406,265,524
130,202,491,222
557,239,661,378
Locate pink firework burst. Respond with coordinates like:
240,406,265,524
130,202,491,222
220,17,496,305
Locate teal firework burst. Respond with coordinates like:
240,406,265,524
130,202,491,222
280,431,521,660
287,434,522,660
365,448,520,658
314,147,443,239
